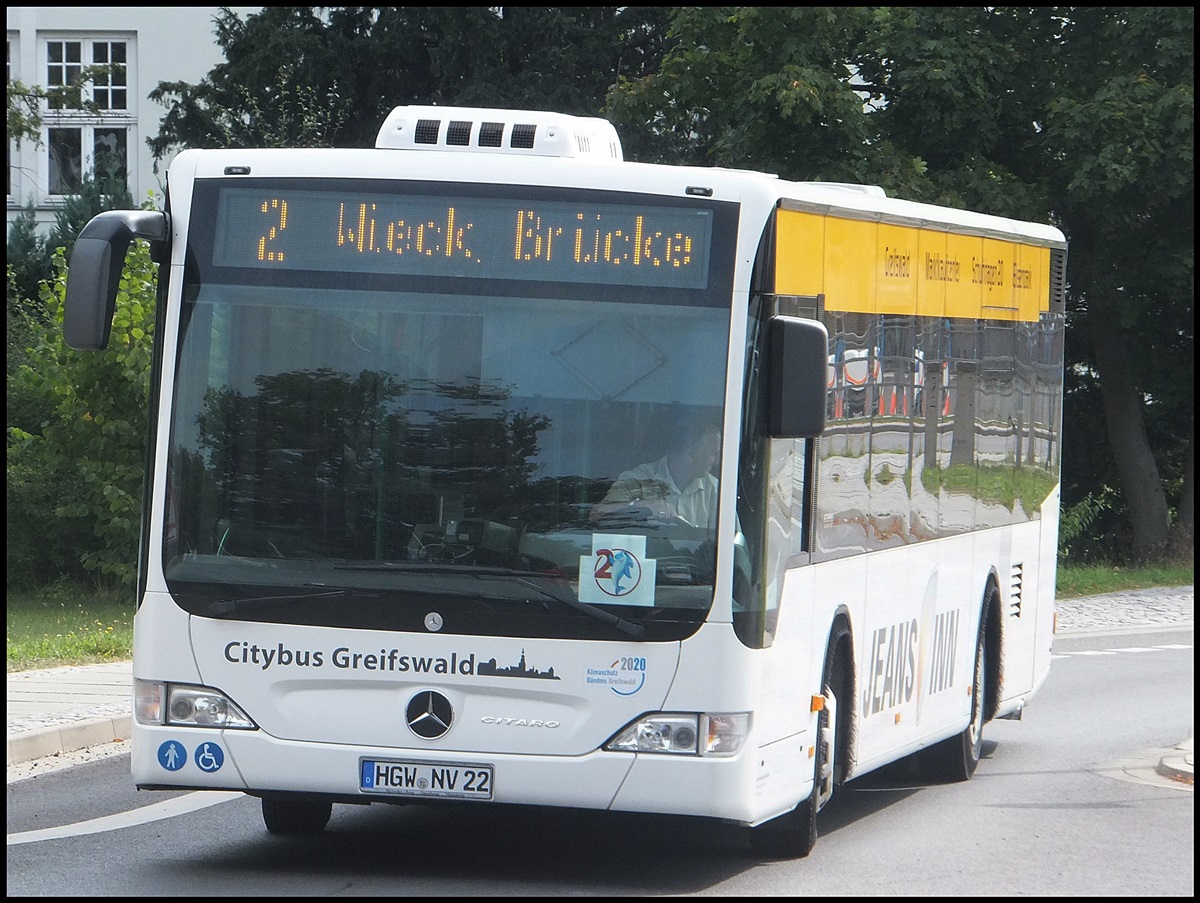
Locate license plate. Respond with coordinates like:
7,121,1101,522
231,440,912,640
360,759,494,800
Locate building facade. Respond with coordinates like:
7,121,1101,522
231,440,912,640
7,6,260,234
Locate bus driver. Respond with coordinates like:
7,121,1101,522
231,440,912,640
592,414,721,528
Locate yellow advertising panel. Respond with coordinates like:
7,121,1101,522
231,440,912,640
1014,243,1050,320
942,232,982,319
916,228,948,319
823,217,876,314
774,208,825,297
876,222,917,315
775,207,1052,322
979,236,1019,321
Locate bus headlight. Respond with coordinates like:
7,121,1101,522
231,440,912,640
135,679,257,729
604,712,750,756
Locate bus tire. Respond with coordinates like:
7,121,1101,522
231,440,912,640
749,630,845,859
918,587,993,782
261,794,333,835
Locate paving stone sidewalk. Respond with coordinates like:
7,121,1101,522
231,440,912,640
1053,585,1194,634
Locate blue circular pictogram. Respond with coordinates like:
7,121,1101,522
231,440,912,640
157,740,187,771
193,741,225,773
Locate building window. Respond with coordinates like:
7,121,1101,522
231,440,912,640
48,127,83,194
90,41,127,110
94,127,128,182
41,36,132,198
46,123,131,197
45,40,83,109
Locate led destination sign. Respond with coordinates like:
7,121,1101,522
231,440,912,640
211,187,714,289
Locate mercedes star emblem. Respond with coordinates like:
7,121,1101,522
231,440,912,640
406,690,454,739
424,611,444,632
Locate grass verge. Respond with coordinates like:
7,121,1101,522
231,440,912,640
6,562,1193,672
1054,561,1193,599
7,584,134,673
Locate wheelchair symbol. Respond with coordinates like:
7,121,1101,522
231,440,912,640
194,742,224,773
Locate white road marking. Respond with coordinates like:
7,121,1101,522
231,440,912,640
1057,643,1192,656
7,790,243,846
1111,646,1162,652
1052,642,1192,661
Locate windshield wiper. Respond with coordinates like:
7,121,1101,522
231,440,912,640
206,587,347,617
335,562,541,575
334,562,646,639
487,572,646,639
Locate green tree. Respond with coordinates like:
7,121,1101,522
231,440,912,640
7,77,46,144
7,242,157,589
147,6,672,162
8,169,138,481
7,255,49,437
1040,7,1193,559
6,207,54,323
606,7,880,174
8,68,121,145
851,7,1059,214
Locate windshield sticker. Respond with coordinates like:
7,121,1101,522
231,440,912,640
586,655,648,696
579,533,657,606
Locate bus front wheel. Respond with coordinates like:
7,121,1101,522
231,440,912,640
749,632,845,859
261,794,332,836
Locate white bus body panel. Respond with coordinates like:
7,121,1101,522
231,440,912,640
130,598,813,825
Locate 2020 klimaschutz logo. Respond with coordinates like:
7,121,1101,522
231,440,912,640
585,654,648,696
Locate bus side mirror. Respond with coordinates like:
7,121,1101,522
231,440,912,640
64,210,170,351
767,315,828,438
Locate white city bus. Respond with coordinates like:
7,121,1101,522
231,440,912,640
64,105,1066,857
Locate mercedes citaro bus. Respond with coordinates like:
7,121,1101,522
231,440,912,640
63,105,1066,857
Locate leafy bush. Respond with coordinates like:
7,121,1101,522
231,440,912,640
1058,489,1116,562
6,243,156,589
6,207,55,311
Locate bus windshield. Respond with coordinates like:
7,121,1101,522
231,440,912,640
163,179,737,642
